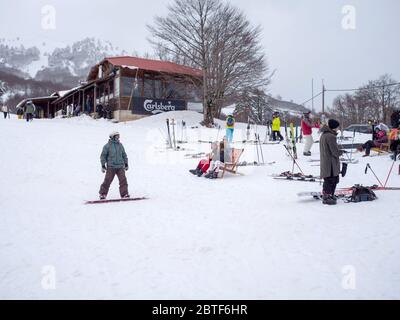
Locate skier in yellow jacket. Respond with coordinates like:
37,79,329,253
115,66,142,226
272,112,284,141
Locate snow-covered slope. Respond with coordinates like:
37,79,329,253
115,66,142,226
1,112,399,299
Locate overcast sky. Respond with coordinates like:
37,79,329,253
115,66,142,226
1,0,399,110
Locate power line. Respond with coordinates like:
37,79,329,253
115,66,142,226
300,82,400,109
301,91,322,106
325,82,400,93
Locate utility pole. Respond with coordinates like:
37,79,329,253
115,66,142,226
322,81,325,114
321,80,326,126
311,78,314,113
382,85,385,123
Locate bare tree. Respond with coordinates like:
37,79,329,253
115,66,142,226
147,0,270,126
329,74,400,126
234,88,271,125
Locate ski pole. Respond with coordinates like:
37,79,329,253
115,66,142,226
365,163,384,187
283,144,304,175
384,157,397,188
166,119,173,148
171,119,177,150
258,134,265,164
255,133,260,163
180,120,184,142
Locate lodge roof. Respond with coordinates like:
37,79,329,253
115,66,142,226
102,56,203,78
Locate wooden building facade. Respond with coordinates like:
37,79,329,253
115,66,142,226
51,56,203,121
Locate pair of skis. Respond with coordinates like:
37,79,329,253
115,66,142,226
271,171,321,183
298,185,400,200
237,161,275,167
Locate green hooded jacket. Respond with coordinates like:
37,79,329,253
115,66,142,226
100,140,128,169
25,102,36,114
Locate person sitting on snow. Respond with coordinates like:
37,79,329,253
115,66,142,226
99,131,130,200
189,141,219,177
357,127,388,157
204,137,232,179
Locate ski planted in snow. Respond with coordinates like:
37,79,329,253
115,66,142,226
290,122,298,159
166,119,173,148
171,118,177,149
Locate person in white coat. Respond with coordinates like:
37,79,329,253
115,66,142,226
1,104,9,119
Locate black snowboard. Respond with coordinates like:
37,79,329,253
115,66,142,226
85,197,148,205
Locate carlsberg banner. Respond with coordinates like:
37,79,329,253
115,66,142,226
132,97,187,115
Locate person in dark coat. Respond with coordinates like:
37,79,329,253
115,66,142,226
319,119,343,205
99,132,129,200
390,110,400,129
96,104,104,119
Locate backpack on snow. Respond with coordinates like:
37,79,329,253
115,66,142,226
346,185,377,203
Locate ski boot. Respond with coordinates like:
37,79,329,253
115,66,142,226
322,195,337,205
204,171,213,179
189,168,201,175
303,151,311,156
210,171,219,179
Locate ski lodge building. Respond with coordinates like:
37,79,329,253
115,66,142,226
18,56,203,121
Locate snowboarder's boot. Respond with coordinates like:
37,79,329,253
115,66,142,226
99,194,106,200
211,171,219,179
122,194,130,199
189,168,200,175
197,169,204,177
322,195,337,205
303,151,311,156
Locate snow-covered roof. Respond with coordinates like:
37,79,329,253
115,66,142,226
15,95,57,109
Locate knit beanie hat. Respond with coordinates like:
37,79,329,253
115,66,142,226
328,119,340,130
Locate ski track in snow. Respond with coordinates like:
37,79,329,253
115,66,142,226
0,112,399,299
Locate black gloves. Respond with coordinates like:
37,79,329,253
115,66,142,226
101,165,107,173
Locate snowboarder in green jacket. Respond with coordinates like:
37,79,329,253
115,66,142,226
99,131,129,200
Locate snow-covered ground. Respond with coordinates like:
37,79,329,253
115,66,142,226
0,111,399,299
